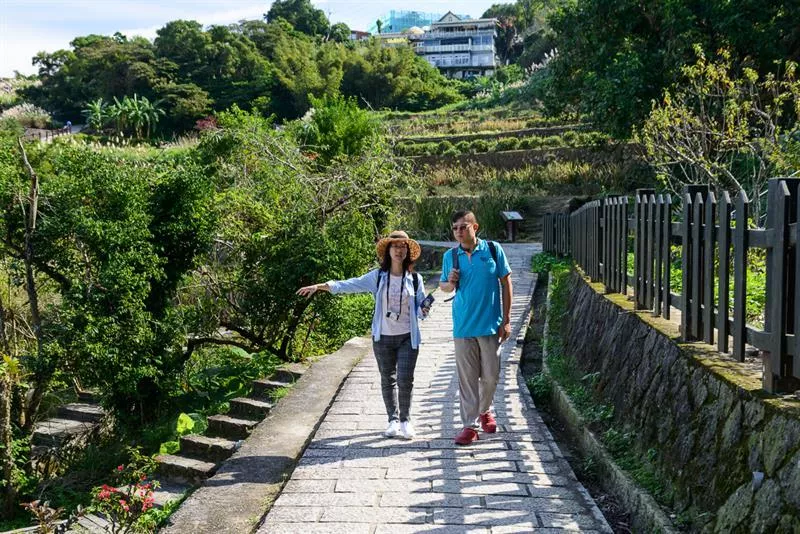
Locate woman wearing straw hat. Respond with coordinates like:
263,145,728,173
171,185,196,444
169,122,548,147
296,231,430,440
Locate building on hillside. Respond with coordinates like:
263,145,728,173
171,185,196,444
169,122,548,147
372,26,425,50
349,30,370,41
368,10,470,35
417,12,499,79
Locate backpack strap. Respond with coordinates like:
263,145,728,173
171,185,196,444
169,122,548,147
451,246,460,290
378,270,422,303
488,240,498,265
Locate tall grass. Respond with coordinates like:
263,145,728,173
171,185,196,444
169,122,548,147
420,161,639,197
396,193,521,241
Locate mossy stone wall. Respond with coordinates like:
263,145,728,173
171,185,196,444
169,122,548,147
562,270,800,533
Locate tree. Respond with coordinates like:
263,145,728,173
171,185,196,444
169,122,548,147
547,0,800,138
329,22,351,43
82,97,109,131
266,0,330,37
639,47,800,221
291,94,380,165
375,19,383,35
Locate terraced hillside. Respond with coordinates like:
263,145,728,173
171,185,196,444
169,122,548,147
389,107,654,242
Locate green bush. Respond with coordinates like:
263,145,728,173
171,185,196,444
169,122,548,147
471,139,490,153
437,140,454,155
292,94,380,165
542,135,566,148
0,103,52,128
455,140,470,153
495,137,521,151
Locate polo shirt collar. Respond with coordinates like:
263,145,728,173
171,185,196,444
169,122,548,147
458,238,486,255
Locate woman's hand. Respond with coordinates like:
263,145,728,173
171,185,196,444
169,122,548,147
296,285,319,297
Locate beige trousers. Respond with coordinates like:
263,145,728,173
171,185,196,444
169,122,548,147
454,335,501,428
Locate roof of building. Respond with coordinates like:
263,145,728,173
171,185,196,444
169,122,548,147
432,11,498,28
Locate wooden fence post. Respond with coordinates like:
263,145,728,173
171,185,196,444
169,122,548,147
764,178,800,392
718,192,732,354
662,194,672,319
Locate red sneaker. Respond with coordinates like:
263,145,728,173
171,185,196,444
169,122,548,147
454,427,479,446
479,412,497,433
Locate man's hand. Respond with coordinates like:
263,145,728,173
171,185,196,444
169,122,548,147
498,321,511,343
447,268,460,284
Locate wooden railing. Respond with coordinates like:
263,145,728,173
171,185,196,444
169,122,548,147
23,128,71,142
543,178,800,392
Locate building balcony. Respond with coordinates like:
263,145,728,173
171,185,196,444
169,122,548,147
424,29,496,40
419,44,494,54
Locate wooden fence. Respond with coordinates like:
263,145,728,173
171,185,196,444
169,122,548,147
543,178,800,393
23,128,71,142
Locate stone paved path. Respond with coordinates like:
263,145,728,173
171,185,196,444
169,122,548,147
259,243,611,533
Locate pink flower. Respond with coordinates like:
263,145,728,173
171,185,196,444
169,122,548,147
119,499,129,512
117,465,124,472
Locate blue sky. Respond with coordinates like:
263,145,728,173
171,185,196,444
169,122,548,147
1,0,498,77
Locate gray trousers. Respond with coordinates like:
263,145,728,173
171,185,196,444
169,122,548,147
373,334,419,422
454,335,501,428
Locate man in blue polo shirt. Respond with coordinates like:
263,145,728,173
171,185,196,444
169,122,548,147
440,210,513,445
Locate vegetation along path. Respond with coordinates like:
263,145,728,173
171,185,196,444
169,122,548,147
259,242,611,533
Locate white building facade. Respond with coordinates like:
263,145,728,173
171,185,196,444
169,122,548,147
417,12,498,79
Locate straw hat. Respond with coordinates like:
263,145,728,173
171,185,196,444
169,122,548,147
376,230,421,262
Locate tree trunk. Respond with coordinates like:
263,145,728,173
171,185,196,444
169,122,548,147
17,140,47,436
0,373,17,520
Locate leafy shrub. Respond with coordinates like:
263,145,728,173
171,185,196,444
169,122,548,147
471,139,490,153
0,103,52,128
455,140,470,153
437,140,454,155
542,135,566,147
0,92,21,112
519,137,540,149
442,147,460,157
495,137,521,151
292,94,380,165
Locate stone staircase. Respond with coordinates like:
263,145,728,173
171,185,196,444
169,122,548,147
32,393,105,458
155,366,304,486
68,366,305,532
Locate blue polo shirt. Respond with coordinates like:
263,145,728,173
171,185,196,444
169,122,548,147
440,239,512,338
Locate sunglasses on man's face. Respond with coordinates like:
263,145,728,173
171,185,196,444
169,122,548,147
452,224,472,232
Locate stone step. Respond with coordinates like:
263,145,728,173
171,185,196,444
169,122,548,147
116,480,191,509
206,414,259,440
251,379,291,399
270,364,306,383
75,512,109,532
156,454,217,485
32,418,96,447
57,402,104,423
77,390,99,404
152,481,192,508
229,397,273,419
179,434,238,463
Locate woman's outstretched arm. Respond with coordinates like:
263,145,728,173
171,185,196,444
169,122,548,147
296,283,331,297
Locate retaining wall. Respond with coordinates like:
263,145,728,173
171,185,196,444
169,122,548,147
561,270,800,533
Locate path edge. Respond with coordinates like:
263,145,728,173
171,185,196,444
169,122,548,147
161,336,372,534
540,273,678,534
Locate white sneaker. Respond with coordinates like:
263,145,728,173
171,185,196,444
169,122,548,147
384,420,401,438
400,421,416,440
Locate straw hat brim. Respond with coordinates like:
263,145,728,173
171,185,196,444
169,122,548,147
376,236,421,262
